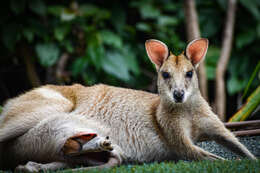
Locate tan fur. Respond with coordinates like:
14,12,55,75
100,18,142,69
0,38,256,171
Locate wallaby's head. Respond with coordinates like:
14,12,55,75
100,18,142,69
145,38,208,104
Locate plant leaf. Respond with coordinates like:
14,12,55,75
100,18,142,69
23,28,34,43
100,30,122,49
102,51,130,81
35,43,60,67
29,0,47,16
54,24,71,42
242,61,260,98
229,85,260,122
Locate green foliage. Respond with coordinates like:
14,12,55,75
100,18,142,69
229,86,260,122
243,61,260,99
0,0,260,97
36,43,60,67
59,160,260,173
229,62,260,122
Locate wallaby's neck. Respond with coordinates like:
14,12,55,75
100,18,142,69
156,91,202,117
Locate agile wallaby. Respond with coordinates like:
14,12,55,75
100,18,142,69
0,38,256,171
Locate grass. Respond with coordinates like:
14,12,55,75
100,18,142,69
58,159,260,173
0,159,259,173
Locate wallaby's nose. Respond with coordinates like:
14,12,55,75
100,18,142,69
173,90,184,102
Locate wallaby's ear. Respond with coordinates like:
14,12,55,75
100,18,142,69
145,39,169,70
186,38,208,68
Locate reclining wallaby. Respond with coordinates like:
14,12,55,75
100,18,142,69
1,114,123,172
0,38,256,171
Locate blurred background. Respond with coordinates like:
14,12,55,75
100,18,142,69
0,0,259,121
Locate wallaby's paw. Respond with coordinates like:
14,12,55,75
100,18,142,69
15,161,44,173
205,153,225,161
81,136,113,153
100,136,113,151
62,132,113,156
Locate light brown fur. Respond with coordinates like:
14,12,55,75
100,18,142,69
0,38,256,171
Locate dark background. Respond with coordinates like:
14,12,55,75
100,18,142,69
0,0,259,121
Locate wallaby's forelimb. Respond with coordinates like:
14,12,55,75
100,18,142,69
178,135,225,161
211,128,256,160
200,117,256,160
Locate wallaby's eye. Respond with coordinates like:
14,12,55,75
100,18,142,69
186,70,193,78
162,72,170,79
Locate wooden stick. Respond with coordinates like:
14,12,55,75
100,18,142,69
224,120,260,129
232,129,260,137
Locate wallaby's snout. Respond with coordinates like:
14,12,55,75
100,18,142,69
173,89,184,103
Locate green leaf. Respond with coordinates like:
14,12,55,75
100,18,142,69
10,0,26,15
227,75,248,95
71,57,88,77
229,86,260,122
54,24,71,42
100,30,122,49
121,46,140,75
205,46,220,80
79,4,99,17
61,9,76,21
157,16,178,26
0,105,2,114
86,33,105,69
61,40,74,53
29,0,47,16
257,22,260,38
2,24,21,51
240,0,260,20
23,28,34,43
136,23,152,32
35,43,60,67
102,51,130,81
242,61,260,98
236,29,255,49
47,5,64,17
139,4,160,19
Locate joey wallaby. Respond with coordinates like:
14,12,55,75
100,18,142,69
1,113,123,172
0,38,256,171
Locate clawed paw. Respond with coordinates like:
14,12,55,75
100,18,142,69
63,133,114,156
15,161,44,173
100,137,113,151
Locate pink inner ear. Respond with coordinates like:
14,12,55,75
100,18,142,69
186,39,208,65
146,40,168,67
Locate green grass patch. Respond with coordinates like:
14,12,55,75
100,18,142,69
1,159,259,173
59,159,260,173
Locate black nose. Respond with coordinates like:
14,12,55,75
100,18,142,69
173,90,184,102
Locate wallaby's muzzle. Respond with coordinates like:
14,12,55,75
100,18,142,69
173,89,184,103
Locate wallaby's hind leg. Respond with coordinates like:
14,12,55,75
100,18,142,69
15,161,68,172
71,156,121,172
